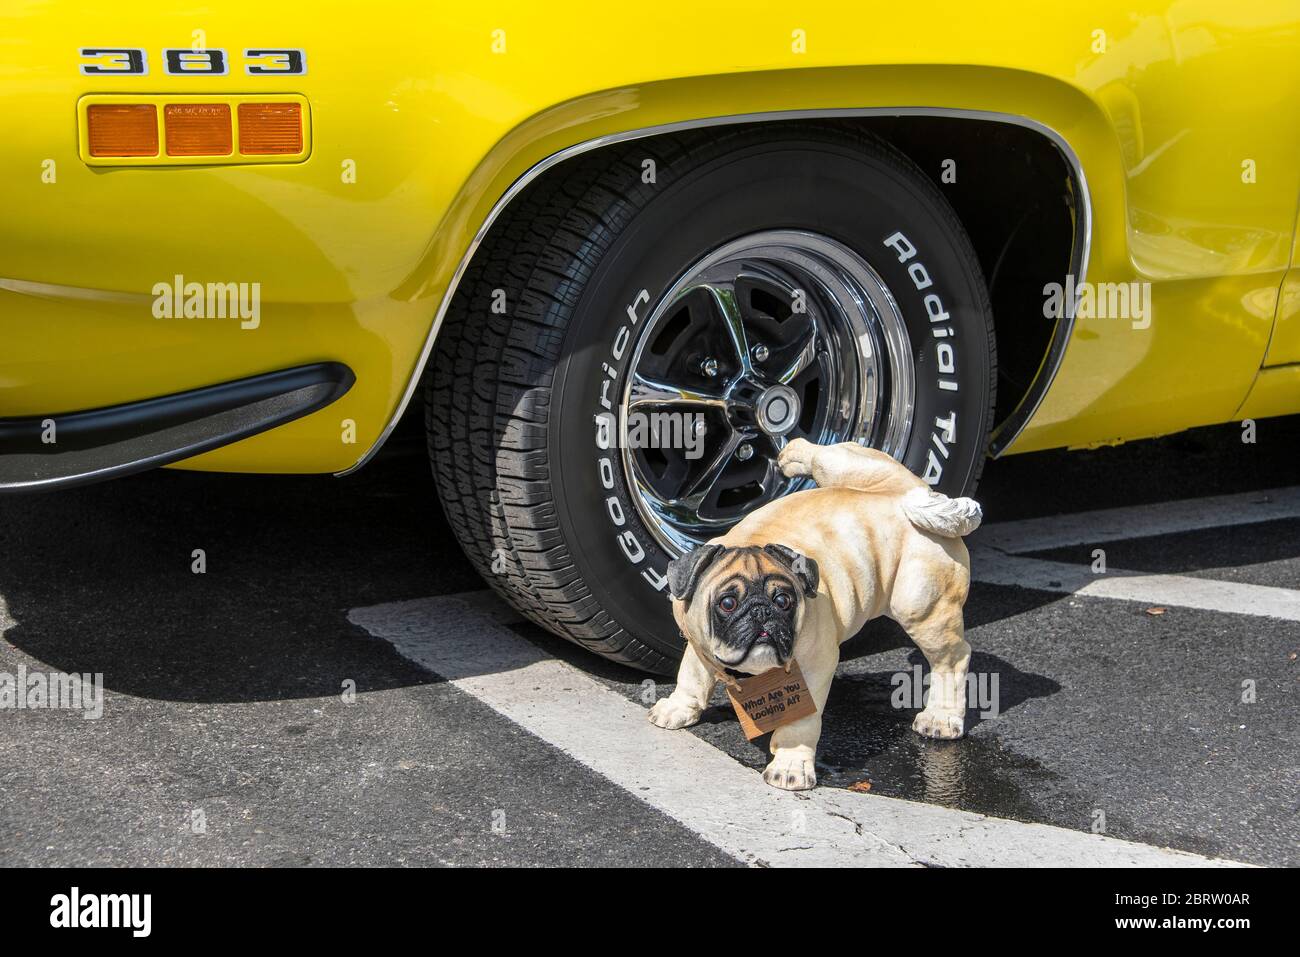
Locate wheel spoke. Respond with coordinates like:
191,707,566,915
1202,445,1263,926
628,373,727,414
762,452,786,495
678,428,752,510
699,282,753,377
777,332,820,385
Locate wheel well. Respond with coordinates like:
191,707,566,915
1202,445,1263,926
835,115,1075,432
510,115,1077,440
400,113,1080,458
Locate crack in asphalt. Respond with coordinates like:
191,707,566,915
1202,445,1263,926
821,807,922,865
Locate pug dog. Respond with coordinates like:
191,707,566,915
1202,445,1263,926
648,438,982,790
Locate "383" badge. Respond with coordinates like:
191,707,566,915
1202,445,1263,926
79,48,306,76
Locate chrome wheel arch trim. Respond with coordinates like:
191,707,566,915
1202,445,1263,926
336,105,1091,477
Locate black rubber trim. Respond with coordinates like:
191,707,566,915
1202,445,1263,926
0,362,354,492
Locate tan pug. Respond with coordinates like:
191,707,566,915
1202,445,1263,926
648,438,982,790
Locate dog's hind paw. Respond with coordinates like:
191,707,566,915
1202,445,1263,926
762,751,817,790
912,708,966,740
776,437,815,478
648,696,702,731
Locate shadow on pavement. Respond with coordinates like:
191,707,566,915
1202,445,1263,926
0,443,471,703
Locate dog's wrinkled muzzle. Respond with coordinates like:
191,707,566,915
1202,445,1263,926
714,597,795,665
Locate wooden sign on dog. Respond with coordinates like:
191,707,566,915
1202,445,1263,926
726,660,818,740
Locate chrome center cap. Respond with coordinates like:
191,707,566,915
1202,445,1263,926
755,383,801,436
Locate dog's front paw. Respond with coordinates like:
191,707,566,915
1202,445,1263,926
762,750,817,790
648,696,702,731
912,708,966,740
776,437,815,478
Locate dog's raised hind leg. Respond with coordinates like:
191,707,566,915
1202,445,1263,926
777,437,920,494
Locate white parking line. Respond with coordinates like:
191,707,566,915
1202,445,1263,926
970,485,1300,620
972,485,1300,554
349,591,1248,868
972,551,1300,621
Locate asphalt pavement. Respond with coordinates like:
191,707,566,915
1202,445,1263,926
1,411,1296,866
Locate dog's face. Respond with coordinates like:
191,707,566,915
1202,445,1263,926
668,543,819,674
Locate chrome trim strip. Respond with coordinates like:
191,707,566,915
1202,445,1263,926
1,363,355,493
337,106,1091,475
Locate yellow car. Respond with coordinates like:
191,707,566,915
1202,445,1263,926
2,2,1298,671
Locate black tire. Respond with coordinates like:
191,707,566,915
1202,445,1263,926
426,123,995,673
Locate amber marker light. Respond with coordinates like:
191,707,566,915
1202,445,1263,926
165,103,233,156
238,102,303,155
86,104,158,157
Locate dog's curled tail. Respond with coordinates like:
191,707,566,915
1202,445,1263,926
900,487,983,538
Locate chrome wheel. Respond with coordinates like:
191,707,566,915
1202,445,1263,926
620,229,915,556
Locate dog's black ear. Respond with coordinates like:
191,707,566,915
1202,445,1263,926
668,543,724,603
763,543,819,597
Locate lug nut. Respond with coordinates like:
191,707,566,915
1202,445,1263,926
736,443,754,461
700,357,720,377
751,344,770,363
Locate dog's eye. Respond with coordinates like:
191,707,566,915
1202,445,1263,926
718,595,737,614
773,591,791,610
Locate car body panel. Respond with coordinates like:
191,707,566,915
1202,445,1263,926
1237,363,1300,421
1,0,1297,476
1260,203,1300,367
